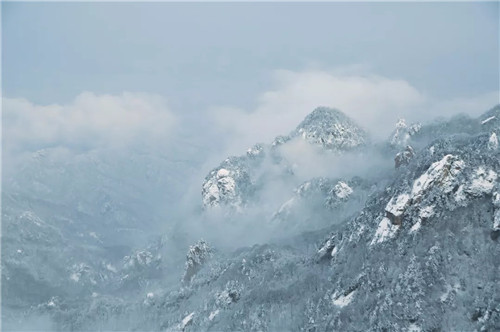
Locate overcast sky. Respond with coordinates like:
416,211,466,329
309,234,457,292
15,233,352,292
2,2,499,156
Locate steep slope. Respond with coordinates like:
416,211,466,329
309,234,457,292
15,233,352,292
155,114,499,332
12,105,500,332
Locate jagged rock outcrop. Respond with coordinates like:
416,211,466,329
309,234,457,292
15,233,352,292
182,240,213,284
395,145,415,168
201,157,254,210
390,118,421,148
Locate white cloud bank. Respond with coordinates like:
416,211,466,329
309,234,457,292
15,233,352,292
3,69,497,162
3,92,176,153
210,69,499,153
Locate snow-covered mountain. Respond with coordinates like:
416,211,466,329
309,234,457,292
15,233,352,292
3,105,500,331
201,107,369,211
127,105,497,331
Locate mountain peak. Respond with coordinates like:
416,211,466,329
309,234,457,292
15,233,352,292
291,107,368,151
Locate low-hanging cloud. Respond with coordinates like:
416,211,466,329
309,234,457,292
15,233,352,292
3,91,176,154
210,69,499,154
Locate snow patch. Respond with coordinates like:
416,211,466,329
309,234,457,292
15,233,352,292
411,154,464,198
371,217,400,245
419,205,434,219
440,283,460,302
246,145,263,157
494,192,500,230
106,264,117,273
466,167,497,196
409,220,421,233
385,194,411,217
390,118,421,147
407,323,422,332
488,132,498,150
481,115,496,124
216,168,230,178
209,309,219,321
334,181,353,199
181,312,195,329
454,185,467,203
276,197,295,216
70,273,80,282
332,290,356,307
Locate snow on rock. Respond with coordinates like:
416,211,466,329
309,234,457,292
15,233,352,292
333,181,353,199
69,263,96,284
180,312,194,330
215,281,242,308
246,144,264,158
370,217,400,245
454,185,467,203
202,157,252,210
419,205,435,219
407,323,422,332
409,206,434,233
409,220,422,233
492,192,500,231
183,240,213,283
208,309,219,321
395,145,415,168
390,118,421,148
202,166,238,208
106,263,117,273
143,292,155,305
488,132,498,150
332,290,356,308
466,167,497,196
411,154,464,198
124,250,154,269
481,116,496,125
317,238,335,260
291,107,368,151
216,168,230,178
274,197,296,218
385,194,411,219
